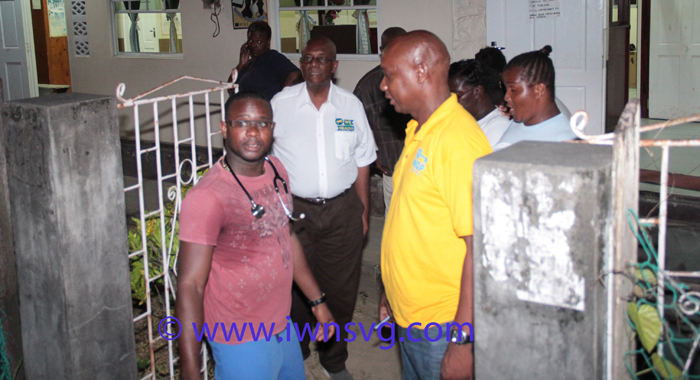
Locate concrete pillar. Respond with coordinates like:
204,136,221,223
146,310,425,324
473,141,613,379
2,94,136,380
0,80,25,380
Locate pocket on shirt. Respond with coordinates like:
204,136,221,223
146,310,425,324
334,131,355,162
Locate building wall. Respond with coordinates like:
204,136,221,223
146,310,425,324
67,0,486,97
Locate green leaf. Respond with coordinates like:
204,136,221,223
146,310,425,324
651,353,682,379
638,304,662,353
643,269,657,286
633,267,658,286
137,358,151,370
628,302,640,327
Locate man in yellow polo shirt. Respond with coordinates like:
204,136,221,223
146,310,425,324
378,31,492,380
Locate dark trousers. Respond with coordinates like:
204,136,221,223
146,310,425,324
290,186,365,373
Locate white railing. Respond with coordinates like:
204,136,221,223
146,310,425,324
117,75,237,379
573,104,700,377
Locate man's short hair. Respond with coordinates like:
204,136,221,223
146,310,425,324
225,90,271,116
248,21,271,40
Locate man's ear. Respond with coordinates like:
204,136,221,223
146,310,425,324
533,83,546,99
331,60,340,74
474,85,484,98
220,121,228,139
416,62,428,84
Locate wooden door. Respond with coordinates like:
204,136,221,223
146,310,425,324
605,0,630,132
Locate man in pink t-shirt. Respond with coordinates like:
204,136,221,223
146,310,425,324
176,91,335,380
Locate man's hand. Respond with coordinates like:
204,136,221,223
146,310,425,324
378,292,394,322
311,303,335,341
375,161,389,175
440,342,473,380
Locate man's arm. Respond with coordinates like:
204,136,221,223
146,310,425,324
354,165,371,237
440,235,474,380
176,242,214,380
284,71,303,87
290,230,336,341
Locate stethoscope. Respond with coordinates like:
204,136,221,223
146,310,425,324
222,156,305,221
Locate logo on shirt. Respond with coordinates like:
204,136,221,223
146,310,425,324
412,148,428,175
335,118,355,131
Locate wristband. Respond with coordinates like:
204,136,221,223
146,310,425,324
308,293,327,307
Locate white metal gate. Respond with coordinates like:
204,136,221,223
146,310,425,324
117,76,236,379
572,103,700,378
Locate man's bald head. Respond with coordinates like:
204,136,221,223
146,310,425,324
302,36,337,60
380,30,452,123
384,30,450,77
380,27,407,51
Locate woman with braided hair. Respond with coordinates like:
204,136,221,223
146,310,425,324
493,45,577,151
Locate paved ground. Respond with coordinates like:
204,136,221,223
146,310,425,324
303,216,403,380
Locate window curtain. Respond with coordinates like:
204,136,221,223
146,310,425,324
165,0,179,53
296,11,315,52
355,9,370,54
127,1,140,52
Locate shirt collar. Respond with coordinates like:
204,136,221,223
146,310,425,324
405,94,459,142
295,81,338,110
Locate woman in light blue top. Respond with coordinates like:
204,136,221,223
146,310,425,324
493,45,577,151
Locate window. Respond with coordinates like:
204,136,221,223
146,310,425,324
271,0,378,59
111,0,182,56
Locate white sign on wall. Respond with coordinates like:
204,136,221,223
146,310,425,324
529,0,560,19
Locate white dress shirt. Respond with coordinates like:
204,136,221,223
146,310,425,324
477,108,511,147
271,82,377,199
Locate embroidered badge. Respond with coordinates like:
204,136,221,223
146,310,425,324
412,148,428,175
335,118,355,131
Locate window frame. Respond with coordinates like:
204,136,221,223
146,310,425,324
110,0,183,58
269,0,381,61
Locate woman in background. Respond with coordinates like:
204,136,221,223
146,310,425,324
493,46,577,151
448,59,510,146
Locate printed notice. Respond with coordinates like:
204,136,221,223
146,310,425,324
529,0,561,19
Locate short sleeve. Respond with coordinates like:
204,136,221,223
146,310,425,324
351,99,378,167
179,186,225,246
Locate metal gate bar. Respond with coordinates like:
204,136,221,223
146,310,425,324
117,75,237,379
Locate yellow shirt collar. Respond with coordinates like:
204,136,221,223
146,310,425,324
405,94,459,142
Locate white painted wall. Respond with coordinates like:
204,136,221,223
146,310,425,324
66,0,486,140
67,0,485,96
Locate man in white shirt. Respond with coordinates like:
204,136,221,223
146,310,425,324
271,36,376,380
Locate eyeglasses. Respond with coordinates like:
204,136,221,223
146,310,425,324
299,56,335,66
225,120,275,130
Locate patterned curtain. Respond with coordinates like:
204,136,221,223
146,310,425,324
167,14,177,52
166,0,180,53
355,9,370,54
127,1,140,52
128,13,140,52
296,11,315,52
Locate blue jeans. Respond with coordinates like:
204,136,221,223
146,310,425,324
208,324,305,380
397,323,450,380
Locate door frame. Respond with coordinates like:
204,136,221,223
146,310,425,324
20,0,40,97
639,0,650,118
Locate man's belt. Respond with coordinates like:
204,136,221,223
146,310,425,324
293,187,352,205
